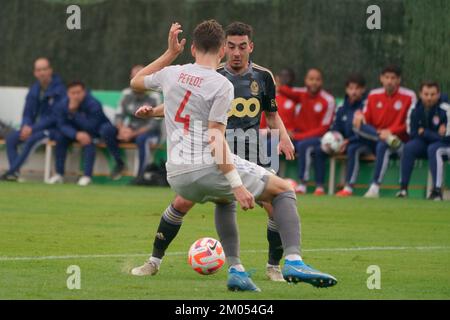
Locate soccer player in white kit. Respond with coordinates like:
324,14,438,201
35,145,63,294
131,20,337,291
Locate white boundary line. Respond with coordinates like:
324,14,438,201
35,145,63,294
1,245,449,262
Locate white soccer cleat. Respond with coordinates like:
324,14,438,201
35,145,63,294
46,174,64,184
266,265,286,282
131,261,159,276
364,184,380,198
77,176,92,186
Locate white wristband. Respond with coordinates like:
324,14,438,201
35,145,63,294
225,169,243,189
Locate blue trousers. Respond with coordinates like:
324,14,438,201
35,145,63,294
345,140,376,185
102,125,159,176
98,123,125,166
133,131,159,176
294,138,321,182
399,139,428,189
54,131,96,177
6,129,58,175
428,141,450,189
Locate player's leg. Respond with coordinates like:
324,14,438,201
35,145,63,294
257,174,337,287
427,142,450,200
1,130,22,180
131,195,194,276
364,141,391,198
99,122,125,180
261,203,285,281
135,132,156,177
5,131,49,177
397,139,427,197
78,142,96,186
47,132,72,184
214,201,260,292
336,141,371,196
313,143,328,195
294,138,319,194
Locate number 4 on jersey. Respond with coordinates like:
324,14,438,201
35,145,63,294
175,90,192,134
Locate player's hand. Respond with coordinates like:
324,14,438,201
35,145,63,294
76,132,92,146
19,125,32,141
233,185,255,211
379,129,391,141
167,22,186,56
279,136,295,160
438,124,446,136
135,105,154,119
418,127,425,136
339,139,349,154
353,111,364,129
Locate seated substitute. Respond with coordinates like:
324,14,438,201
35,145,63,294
1,57,66,181
397,81,449,200
278,68,335,195
115,65,161,181
48,81,125,186
352,64,416,198
313,74,367,196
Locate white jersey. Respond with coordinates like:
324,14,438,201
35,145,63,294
144,63,234,178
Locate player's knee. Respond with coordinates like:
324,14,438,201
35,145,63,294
173,195,194,213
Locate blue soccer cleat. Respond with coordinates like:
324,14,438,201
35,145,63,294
227,267,261,292
282,260,338,288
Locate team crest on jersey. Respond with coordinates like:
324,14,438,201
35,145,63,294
284,100,294,109
250,80,259,96
376,101,383,109
48,97,54,105
433,115,440,126
394,100,402,110
314,102,323,113
342,115,347,121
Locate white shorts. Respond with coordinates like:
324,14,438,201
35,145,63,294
167,156,273,204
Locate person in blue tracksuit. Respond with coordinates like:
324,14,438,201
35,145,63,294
397,81,450,200
313,74,367,194
1,57,66,181
48,81,125,186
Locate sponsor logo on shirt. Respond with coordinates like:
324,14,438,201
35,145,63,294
394,101,403,111
433,115,440,126
250,80,260,96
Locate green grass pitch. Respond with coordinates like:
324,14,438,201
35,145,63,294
0,182,449,299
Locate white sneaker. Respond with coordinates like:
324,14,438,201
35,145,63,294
364,184,380,198
266,265,286,282
131,261,159,276
77,176,92,186
295,184,307,194
47,174,64,184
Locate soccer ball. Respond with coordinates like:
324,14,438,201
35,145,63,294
188,237,226,275
321,131,344,154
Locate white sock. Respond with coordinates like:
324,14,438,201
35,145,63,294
230,264,245,272
285,254,302,261
344,185,353,193
149,256,162,266
266,263,280,268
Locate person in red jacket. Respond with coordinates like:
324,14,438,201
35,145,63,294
352,64,416,198
278,68,335,194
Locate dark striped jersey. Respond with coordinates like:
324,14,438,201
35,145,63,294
217,62,278,131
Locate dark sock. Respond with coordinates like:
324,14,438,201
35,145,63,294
152,204,185,259
267,219,283,265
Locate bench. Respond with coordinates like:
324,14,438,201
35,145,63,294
0,139,164,182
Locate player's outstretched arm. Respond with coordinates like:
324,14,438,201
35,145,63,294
135,104,165,119
130,23,186,92
208,121,255,210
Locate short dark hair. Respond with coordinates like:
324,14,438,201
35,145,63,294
192,19,225,54
225,21,253,40
381,64,402,77
34,57,51,68
345,73,366,87
420,80,440,92
306,68,323,78
67,81,86,90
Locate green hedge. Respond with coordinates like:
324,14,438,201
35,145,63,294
1,0,448,95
